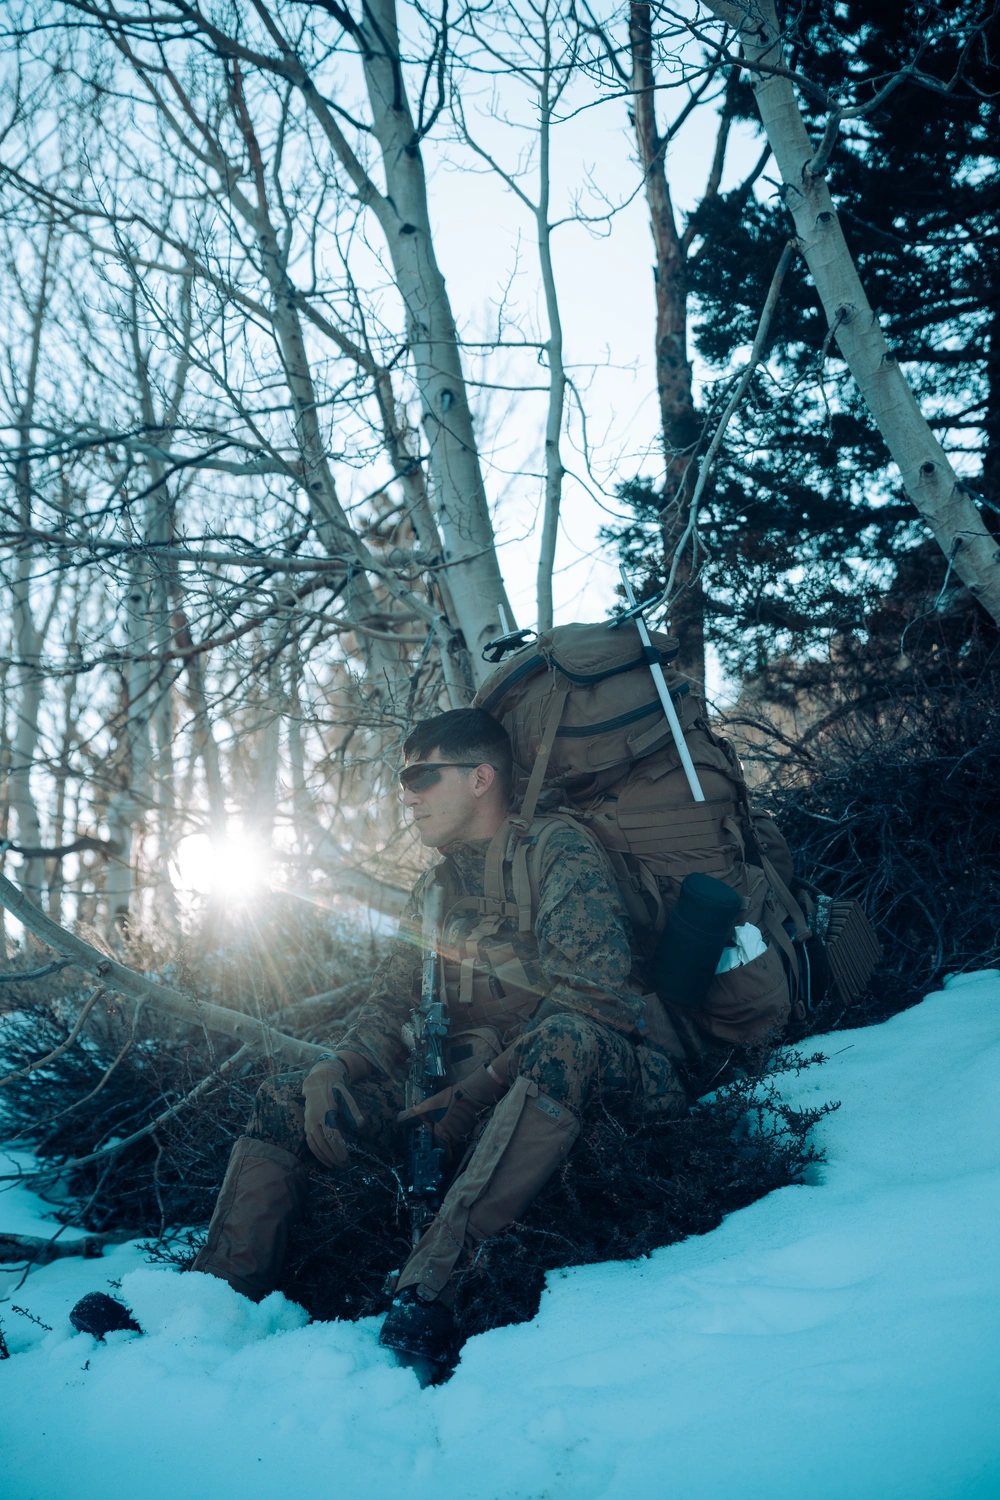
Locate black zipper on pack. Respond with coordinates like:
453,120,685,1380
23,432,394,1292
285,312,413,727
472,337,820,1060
553,682,689,738
550,654,648,685
555,699,647,736
480,654,546,713
481,645,680,712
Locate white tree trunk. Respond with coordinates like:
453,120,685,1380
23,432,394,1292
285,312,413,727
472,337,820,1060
171,606,227,841
47,658,78,925
8,226,58,917
9,561,46,912
104,563,154,936
87,6,503,684
293,0,515,672
535,34,567,636
703,0,1000,627
132,324,181,933
252,634,282,848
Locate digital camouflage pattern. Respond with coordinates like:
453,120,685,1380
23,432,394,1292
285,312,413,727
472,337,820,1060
509,1012,638,1116
199,817,685,1311
338,820,643,1081
246,822,685,1163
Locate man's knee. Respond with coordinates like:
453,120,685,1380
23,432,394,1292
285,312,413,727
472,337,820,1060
245,1069,310,1160
510,1012,604,1110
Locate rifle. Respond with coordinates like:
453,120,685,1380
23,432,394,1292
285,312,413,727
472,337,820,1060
403,876,448,1243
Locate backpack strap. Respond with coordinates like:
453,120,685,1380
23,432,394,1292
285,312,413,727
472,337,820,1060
514,815,570,934
732,779,811,942
456,819,519,1004
515,810,630,938
605,849,661,932
483,817,510,909
496,685,570,938
517,686,570,826
758,849,810,942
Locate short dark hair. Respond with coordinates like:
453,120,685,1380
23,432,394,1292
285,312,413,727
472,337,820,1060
403,708,512,799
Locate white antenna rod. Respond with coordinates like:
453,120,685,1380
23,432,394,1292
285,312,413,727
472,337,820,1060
619,566,705,803
498,604,512,635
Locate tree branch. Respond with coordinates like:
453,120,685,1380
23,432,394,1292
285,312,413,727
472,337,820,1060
0,874,328,1067
0,989,105,1088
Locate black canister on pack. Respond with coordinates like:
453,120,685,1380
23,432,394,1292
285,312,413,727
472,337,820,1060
650,872,743,1010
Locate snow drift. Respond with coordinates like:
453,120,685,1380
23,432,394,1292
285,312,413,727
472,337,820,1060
2,971,999,1500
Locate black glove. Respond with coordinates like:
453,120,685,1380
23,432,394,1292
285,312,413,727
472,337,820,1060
301,1054,368,1168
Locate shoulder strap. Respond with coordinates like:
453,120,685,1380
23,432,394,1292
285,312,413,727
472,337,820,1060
515,809,627,936
455,819,519,1004
731,773,810,942
512,815,568,934
516,686,570,826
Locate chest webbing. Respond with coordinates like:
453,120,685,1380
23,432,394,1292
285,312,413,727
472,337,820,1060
440,811,591,1008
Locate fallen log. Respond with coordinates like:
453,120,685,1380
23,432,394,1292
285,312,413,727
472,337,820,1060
0,1227,135,1267
0,873,329,1068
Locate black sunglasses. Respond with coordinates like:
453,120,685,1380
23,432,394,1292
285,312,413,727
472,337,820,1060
398,761,485,793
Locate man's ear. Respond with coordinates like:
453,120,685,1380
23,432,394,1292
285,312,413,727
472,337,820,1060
471,762,497,798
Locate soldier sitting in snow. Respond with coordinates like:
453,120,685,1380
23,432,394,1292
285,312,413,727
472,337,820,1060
71,708,684,1361
180,707,684,1364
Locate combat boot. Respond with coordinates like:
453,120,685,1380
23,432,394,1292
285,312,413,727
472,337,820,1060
379,1284,459,1372
190,1135,309,1300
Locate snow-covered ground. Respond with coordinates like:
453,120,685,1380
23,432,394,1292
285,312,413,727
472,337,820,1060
2,972,999,1500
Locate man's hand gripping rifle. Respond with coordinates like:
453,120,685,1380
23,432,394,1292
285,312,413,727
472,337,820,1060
404,877,448,1243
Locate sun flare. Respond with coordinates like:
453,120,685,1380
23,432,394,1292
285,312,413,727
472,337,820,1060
176,831,270,901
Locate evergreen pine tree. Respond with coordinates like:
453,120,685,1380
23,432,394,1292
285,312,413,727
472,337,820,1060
609,0,999,699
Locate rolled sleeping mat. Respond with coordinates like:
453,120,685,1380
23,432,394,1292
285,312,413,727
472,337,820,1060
650,872,742,1011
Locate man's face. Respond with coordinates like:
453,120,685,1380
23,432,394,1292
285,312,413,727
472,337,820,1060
401,747,496,848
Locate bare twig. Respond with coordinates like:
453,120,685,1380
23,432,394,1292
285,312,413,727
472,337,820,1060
663,239,799,605
0,874,326,1067
0,988,106,1088
5,1043,255,1181
0,958,74,985
0,836,122,861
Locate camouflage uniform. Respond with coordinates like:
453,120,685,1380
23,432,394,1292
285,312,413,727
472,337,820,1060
193,820,686,1304
246,822,685,1162
344,822,645,1074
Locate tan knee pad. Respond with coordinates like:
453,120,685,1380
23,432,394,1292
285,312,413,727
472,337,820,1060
395,1077,580,1300
191,1135,308,1301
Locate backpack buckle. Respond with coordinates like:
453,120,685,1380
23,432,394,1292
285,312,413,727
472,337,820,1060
476,896,518,919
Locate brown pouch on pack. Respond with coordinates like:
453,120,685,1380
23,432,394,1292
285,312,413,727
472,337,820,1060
697,942,791,1046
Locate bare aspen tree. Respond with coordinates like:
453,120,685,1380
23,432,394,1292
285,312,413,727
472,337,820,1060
101,289,191,935
3,217,64,915
629,13,771,686
0,0,839,949
46,595,82,925
303,0,518,662
170,605,227,843
54,0,516,673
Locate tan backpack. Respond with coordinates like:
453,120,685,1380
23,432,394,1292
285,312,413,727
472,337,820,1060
473,621,877,1047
